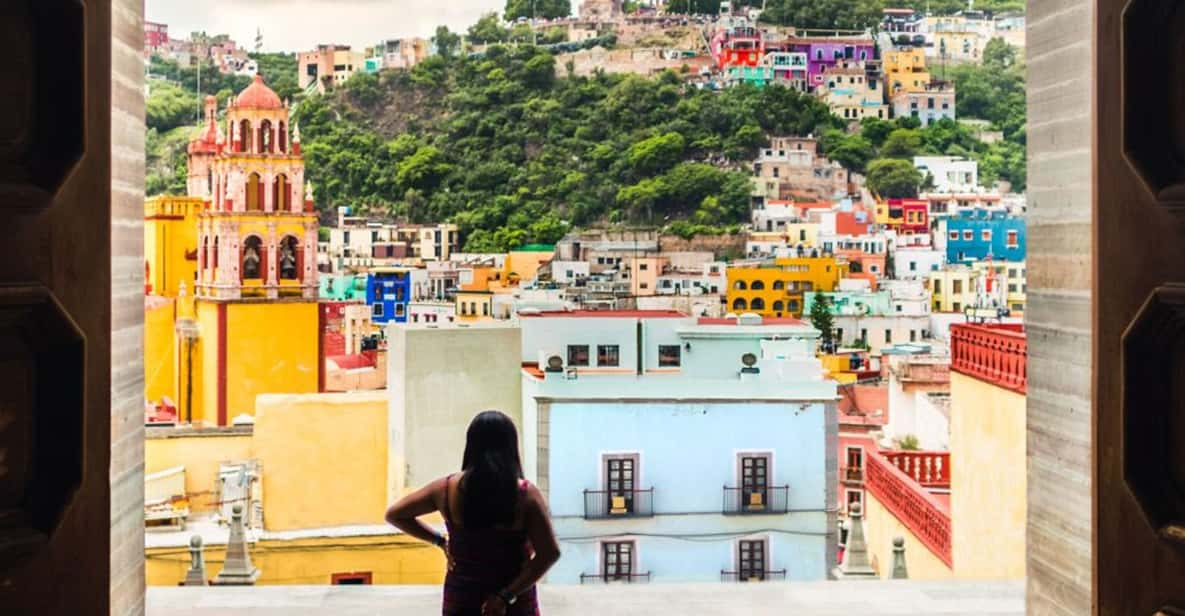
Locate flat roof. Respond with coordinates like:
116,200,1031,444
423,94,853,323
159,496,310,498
519,310,687,318
696,317,807,326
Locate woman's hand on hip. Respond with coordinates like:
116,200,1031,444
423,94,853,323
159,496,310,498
481,595,508,616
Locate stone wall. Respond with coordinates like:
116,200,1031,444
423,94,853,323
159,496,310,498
1024,0,1094,611
658,233,747,257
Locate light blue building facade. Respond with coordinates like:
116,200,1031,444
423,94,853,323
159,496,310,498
519,312,838,584
944,209,1026,264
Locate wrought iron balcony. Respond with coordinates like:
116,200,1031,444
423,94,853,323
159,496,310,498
720,569,787,582
722,486,790,515
583,488,655,520
842,466,865,483
579,572,652,584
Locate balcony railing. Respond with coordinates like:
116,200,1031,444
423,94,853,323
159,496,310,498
579,572,652,584
864,452,952,567
722,485,790,515
583,489,655,520
881,451,950,488
841,466,864,483
721,569,787,582
950,323,1026,393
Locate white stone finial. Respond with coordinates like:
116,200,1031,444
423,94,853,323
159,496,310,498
292,122,301,144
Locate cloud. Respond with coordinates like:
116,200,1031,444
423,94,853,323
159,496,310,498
148,0,503,51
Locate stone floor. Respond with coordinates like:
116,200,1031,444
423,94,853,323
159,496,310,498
148,580,1024,615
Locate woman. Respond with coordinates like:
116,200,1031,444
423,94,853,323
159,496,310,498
386,410,561,616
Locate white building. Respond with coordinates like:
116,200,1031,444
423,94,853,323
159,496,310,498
913,156,978,193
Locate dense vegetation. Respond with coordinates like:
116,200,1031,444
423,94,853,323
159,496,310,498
145,30,1025,248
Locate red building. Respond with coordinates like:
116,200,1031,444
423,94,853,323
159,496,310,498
144,21,169,55
711,21,765,70
892,198,930,234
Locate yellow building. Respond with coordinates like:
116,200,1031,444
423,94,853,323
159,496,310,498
927,267,979,313
145,196,204,297
973,260,1026,313
456,289,494,321
144,392,447,586
883,48,931,95
624,255,665,297
817,61,888,121
502,246,555,287
726,256,847,318
145,75,322,427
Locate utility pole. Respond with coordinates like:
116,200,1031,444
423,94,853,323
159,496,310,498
196,54,202,123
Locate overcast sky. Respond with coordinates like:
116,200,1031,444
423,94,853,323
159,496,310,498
147,0,507,52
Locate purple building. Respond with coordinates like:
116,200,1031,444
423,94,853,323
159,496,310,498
786,37,878,89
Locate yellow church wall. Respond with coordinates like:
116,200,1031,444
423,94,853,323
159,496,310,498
950,371,1027,579
145,430,254,513
145,196,203,298
145,534,444,586
223,301,319,420
145,298,177,406
863,491,954,580
253,392,389,531
196,302,222,426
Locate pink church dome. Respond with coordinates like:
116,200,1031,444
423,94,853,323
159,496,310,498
235,74,283,110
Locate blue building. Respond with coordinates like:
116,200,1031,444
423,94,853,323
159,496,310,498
944,209,1026,264
365,267,411,325
519,311,838,584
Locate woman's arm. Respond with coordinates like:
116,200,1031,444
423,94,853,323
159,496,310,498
482,484,562,615
384,476,448,547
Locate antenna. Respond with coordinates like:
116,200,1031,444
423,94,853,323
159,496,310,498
255,27,263,53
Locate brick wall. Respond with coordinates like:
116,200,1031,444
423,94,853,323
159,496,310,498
1025,0,1094,611
111,0,147,613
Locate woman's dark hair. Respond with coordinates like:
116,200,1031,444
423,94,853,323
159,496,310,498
460,410,524,529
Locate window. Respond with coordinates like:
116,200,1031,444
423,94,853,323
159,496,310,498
279,236,300,280
885,329,892,344
1009,283,1018,292
395,304,405,317
733,280,748,290
732,298,748,311
953,301,962,312
910,330,917,342
242,236,263,280
658,345,681,367
860,328,867,342
836,327,844,340
751,280,766,291
963,230,973,241
982,229,992,242
1007,230,1019,248
605,455,638,515
949,230,959,241
934,280,942,293
639,263,649,271
738,539,767,581
773,280,785,290
910,261,917,271
788,299,800,312
953,280,963,294
772,300,784,312
845,489,863,514
895,304,902,312
772,167,779,178
750,298,766,311
845,447,864,474
482,303,489,316
602,541,635,580
567,345,590,367
331,572,373,585
597,345,620,367
372,303,384,317
740,454,770,511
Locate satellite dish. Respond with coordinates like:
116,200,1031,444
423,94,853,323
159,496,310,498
546,355,564,372
741,353,758,367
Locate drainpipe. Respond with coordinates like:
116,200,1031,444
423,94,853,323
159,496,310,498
636,318,643,376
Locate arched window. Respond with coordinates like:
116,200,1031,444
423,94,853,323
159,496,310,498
239,119,253,153
773,300,785,312
279,236,300,280
751,298,766,311
773,280,785,290
206,168,213,194
242,236,263,280
733,280,748,290
273,174,290,212
260,120,273,154
751,280,766,291
246,173,263,211
200,236,208,273
213,237,220,269
278,121,287,153
732,298,748,311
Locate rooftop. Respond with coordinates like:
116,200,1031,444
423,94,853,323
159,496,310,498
518,309,687,318
147,580,1024,615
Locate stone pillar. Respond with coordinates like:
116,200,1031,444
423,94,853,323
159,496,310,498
832,503,877,579
182,535,208,586
212,504,260,585
263,172,275,213
890,536,909,579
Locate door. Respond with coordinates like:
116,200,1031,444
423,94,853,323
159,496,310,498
603,541,634,581
740,455,769,510
606,456,636,514
1097,0,1185,610
0,1,132,612
845,447,864,481
738,540,766,581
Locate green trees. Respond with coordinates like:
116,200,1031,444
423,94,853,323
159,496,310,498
433,26,462,59
468,12,510,44
758,0,885,30
809,294,836,351
866,158,924,199
505,0,572,20
146,80,199,133
665,0,722,14
251,52,299,100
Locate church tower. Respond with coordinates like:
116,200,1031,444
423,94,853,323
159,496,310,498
186,95,221,200
195,74,318,301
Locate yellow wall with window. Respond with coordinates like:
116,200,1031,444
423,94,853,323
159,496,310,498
455,290,494,321
883,48,931,94
927,269,978,313
726,257,846,317
949,371,1027,579
503,250,554,286
146,534,444,586
145,196,203,298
